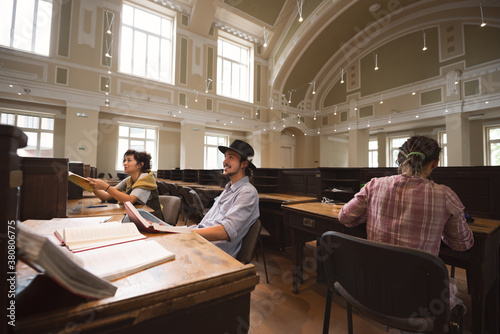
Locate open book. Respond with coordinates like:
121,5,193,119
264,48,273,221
55,222,146,252
17,222,117,299
124,201,191,233
68,171,94,192
18,222,176,298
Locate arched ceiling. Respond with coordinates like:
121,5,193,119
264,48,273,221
163,0,500,113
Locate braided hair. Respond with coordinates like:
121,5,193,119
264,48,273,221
397,136,441,176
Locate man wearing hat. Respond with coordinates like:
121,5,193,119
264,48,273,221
192,140,260,258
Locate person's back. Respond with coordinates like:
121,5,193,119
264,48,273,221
346,173,472,256
338,136,473,308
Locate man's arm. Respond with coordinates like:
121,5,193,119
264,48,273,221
194,224,229,241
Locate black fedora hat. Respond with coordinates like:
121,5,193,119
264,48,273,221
219,140,256,170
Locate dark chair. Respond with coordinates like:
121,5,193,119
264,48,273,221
97,172,105,178
156,181,169,195
189,190,209,222
166,182,179,197
107,173,113,179
159,195,181,225
179,186,196,224
236,219,269,284
320,231,464,334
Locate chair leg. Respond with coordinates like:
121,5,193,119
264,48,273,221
259,237,269,283
347,302,353,334
323,288,333,334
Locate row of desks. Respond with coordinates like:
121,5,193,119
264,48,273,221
282,201,500,334
16,194,259,333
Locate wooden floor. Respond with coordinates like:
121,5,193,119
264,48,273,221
181,216,472,334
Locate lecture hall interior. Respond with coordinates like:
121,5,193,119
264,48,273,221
1,0,500,333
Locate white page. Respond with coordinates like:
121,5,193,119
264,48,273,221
75,240,175,281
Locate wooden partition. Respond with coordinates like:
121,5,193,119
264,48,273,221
0,125,27,334
20,157,68,220
68,161,84,199
318,166,500,220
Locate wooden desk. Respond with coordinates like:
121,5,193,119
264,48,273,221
67,198,153,217
282,201,500,334
258,193,317,250
15,220,259,334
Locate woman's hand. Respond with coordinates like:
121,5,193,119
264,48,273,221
87,178,110,191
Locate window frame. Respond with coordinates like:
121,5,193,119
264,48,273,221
0,109,55,157
485,125,500,166
388,135,411,167
119,2,175,84
216,32,254,103
438,131,448,167
204,133,229,170
116,122,159,172
0,0,53,56
368,138,378,168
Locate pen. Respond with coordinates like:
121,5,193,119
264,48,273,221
86,204,108,208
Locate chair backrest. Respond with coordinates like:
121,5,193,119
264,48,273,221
97,172,105,178
156,181,169,195
236,219,261,264
188,190,206,217
166,183,179,196
158,195,181,225
319,231,451,333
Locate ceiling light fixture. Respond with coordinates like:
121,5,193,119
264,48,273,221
195,90,198,102
334,105,337,116
297,0,304,22
313,110,317,120
205,78,212,93
270,99,274,110
374,53,379,70
380,93,383,104
480,4,486,27
263,27,269,47
288,91,293,104
422,30,427,51
340,68,345,84
310,81,316,95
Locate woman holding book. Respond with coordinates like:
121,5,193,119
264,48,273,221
88,149,164,220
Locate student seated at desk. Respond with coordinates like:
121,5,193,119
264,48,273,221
191,140,260,258
338,136,474,309
88,149,164,220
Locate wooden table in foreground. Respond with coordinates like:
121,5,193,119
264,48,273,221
282,201,500,334
15,219,259,334
67,198,153,217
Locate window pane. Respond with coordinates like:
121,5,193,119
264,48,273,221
442,133,447,144
17,115,39,129
145,141,155,155
13,0,35,52
490,128,500,140
1,113,15,125
491,143,500,166
161,18,172,37
146,129,155,139
206,136,217,145
122,4,134,25
134,7,160,33
120,27,133,73
41,117,54,130
24,131,38,148
218,137,226,145
34,0,52,56
133,30,147,76
159,38,171,82
130,127,145,138
147,35,159,78
206,146,219,169
392,137,407,148
40,132,53,148
0,0,14,46
369,140,378,150
130,140,144,151
119,125,129,137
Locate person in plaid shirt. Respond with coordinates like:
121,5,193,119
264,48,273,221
339,136,473,310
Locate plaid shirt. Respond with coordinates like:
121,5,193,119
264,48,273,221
338,174,474,308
